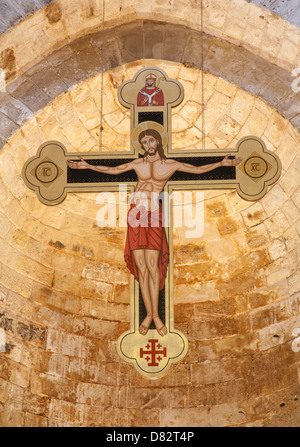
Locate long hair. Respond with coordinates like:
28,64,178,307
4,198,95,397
138,129,166,162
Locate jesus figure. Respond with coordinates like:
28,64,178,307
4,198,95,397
67,129,242,337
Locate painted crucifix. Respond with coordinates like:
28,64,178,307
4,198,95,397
66,129,241,338
22,67,281,378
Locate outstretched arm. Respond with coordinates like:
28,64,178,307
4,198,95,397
67,158,135,175
176,155,242,174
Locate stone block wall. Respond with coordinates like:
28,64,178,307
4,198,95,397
0,60,300,426
0,0,299,427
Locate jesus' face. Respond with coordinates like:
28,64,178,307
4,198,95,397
140,135,159,156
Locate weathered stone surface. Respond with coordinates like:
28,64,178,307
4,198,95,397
117,22,145,62
17,321,47,347
0,0,299,428
0,17,299,150
143,21,165,59
248,0,300,28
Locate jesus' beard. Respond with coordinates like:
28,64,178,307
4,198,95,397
143,148,159,158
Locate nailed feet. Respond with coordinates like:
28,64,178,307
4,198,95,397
139,315,168,337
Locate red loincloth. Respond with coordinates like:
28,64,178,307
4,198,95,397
124,203,169,291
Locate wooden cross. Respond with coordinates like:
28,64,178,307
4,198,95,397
22,67,281,379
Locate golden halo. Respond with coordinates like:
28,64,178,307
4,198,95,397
131,121,169,155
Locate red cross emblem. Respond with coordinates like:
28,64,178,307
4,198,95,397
140,339,167,367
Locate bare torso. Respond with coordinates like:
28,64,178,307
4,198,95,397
133,158,176,210
67,152,240,212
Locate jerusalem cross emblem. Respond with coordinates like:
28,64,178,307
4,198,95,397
140,339,167,367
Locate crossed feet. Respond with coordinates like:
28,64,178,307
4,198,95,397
139,314,167,337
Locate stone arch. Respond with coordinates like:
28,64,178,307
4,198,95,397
1,19,300,149
0,57,300,426
0,0,300,428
